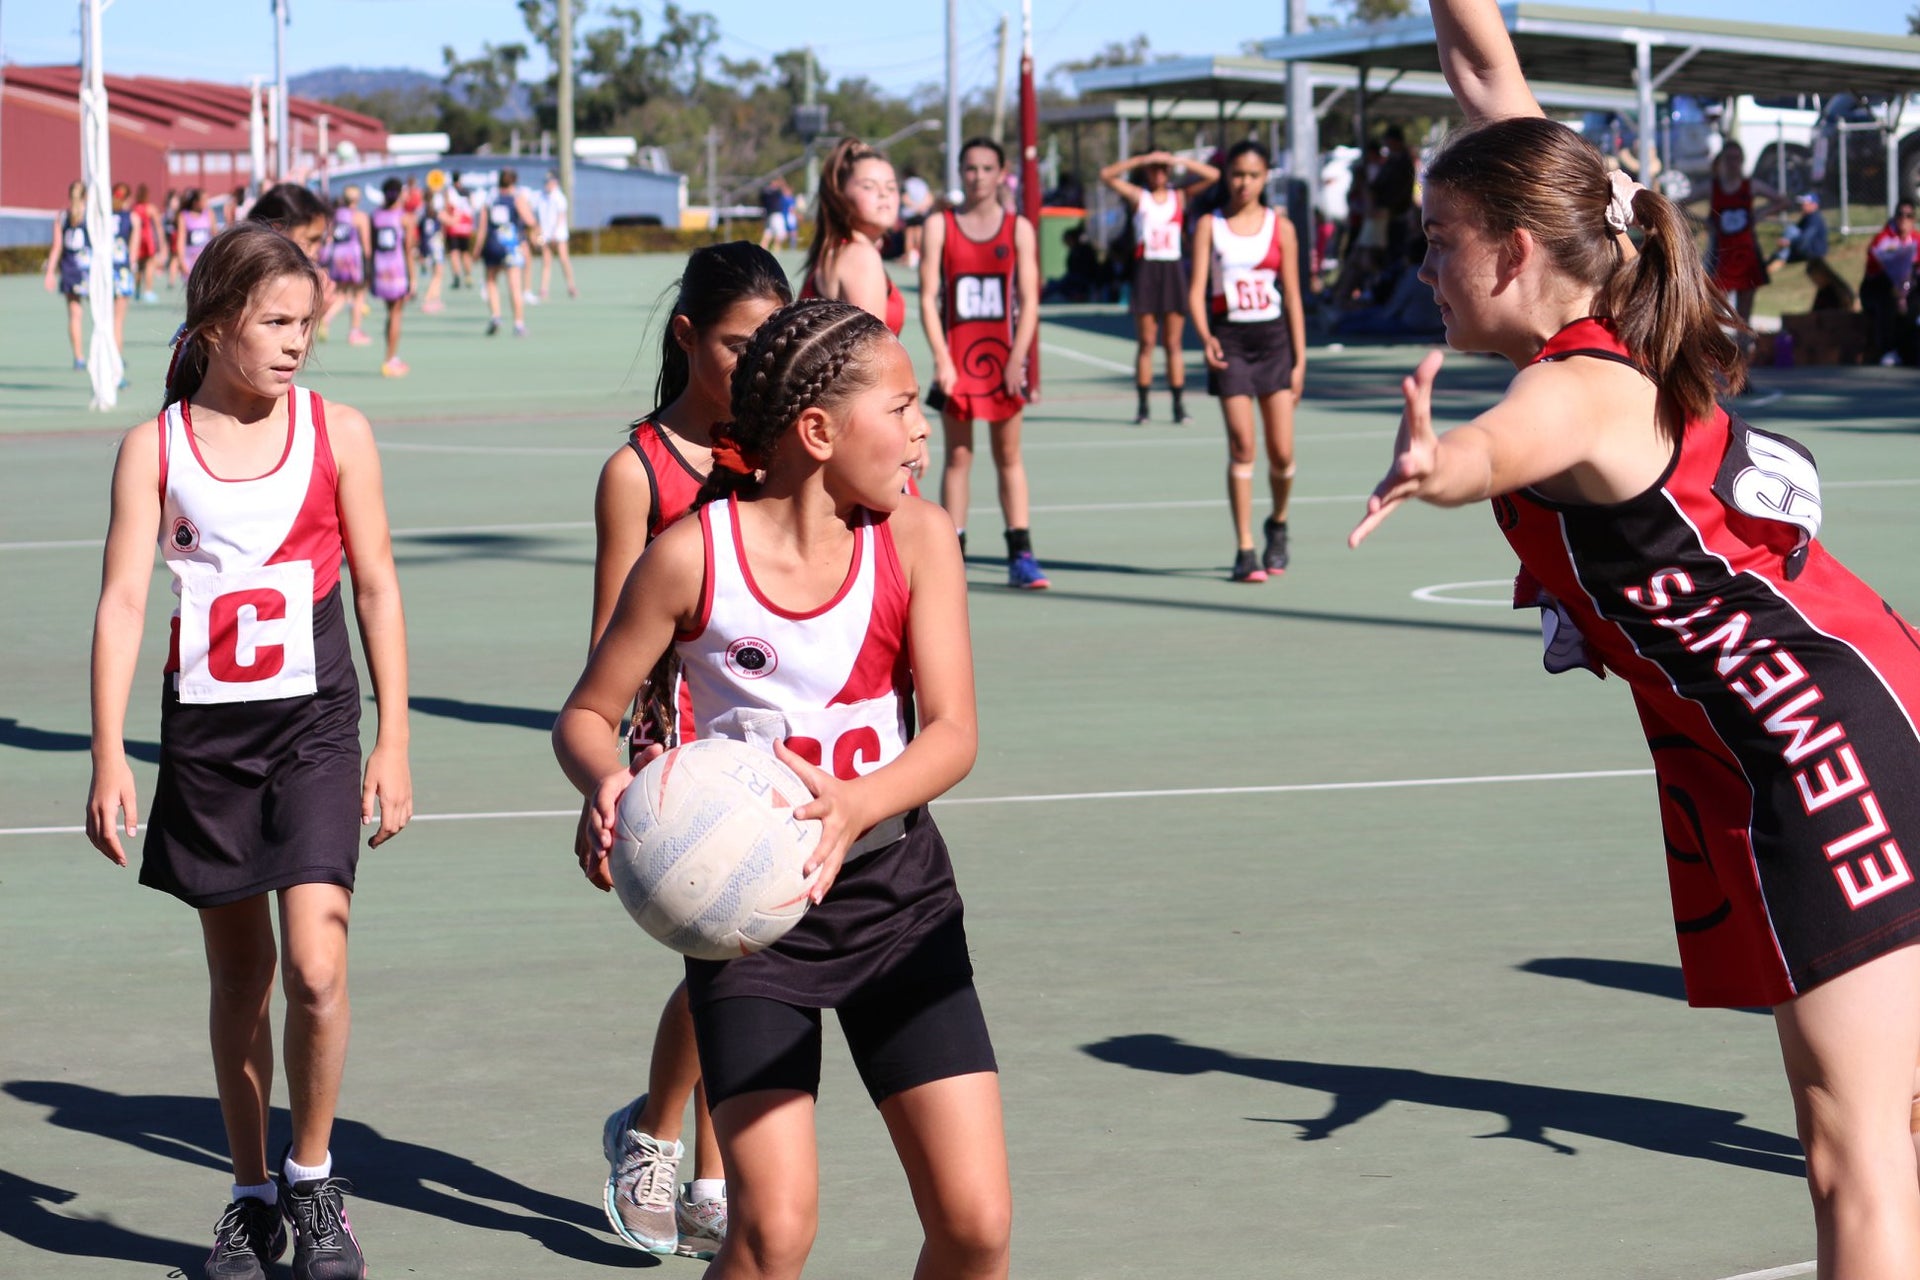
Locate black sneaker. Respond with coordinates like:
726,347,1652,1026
206,1196,288,1280
1262,517,1290,575
1230,548,1268,583
485,317,500,337
281,1175,366,1280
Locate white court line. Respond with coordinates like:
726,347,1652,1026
380,441,608,457
0,766,1655,838
1038,340,1135,375
1710,1262,1814,1280
1411,578,1513,607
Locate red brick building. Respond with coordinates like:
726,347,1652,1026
1,65,387,209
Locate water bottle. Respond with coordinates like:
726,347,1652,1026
1773,327,1795,368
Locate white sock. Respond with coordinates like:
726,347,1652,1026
687,1178,725,1204
283,1151,333,1186
232,1180,278,1206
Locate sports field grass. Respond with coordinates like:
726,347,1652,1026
4,254,1919,1279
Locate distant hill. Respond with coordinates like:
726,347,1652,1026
291,66,531,120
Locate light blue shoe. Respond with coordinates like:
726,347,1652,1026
600,1095,681,1253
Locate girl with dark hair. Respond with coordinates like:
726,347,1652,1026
588,241,792,1261
87,221,411,1280
919,136,1050,588
370,177,415,378
1353,2,1920,1272
132,182,164,301
1099,148,1220,424
481,168,542,338
557,299,1010,1280
800,138,906,335
174,187,220,281
1187,140,1305,582
247,183,330,262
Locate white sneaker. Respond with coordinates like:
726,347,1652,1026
675,1190,727,1260
1881,350,1902,367
601,1096,682,1253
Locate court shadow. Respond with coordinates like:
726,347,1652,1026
1081,1033,1802,1177
1032,586,1539,641
408,695,557,732
2,1081,651,1267
1518,957,1769,1015
389,531,588,570
0,717,160,764
0,1167,201,1273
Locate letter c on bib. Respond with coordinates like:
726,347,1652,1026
208,588,288,682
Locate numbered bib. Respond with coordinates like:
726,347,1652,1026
1717,208,1750,235
1222,267,1280,323
952,273,1009,321
175,561,317,704
704,699,910,855
1143,223,1182,261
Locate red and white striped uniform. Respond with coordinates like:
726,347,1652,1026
675,496,913,790
1207,207,1284,323
160,388,344,704
1500,319,1920,1007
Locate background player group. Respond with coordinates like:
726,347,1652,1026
79,0,1920,1272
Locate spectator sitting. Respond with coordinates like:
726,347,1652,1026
1861,202,1920,365
1770,192,1830,271
1805,256,1856,312
1331,237,1443,339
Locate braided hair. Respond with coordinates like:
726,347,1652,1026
695,299,893,508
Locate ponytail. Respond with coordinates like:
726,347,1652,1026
1603,186,1745,421
647,241,791,419
804,138,890,281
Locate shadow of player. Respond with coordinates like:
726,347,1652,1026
2,1080,654,1269
1081,1033,1802,1176
0,1166,201,1273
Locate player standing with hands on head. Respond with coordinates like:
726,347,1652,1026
920,137,1049,589
1187,140,1305,583
556,299,1011,1280
1100,149,1219,424
589,242,793,1261
85,222,411,1280
1350,3,1920,1275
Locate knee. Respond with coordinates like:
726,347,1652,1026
729,1198,817,1278
925,1191,1012,1273
1270,453,1295,476
208,954,276,1008
281,952,347,1014
1796,1101,1917,1213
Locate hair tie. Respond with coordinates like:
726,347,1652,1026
709,424,767,476
1605,170,1644,233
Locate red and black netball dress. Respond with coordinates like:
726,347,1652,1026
625,417,707,748
799,258,906,336
937,207,1023,423
1710,178,1768,293
142,388,363,908
1499,319,1920,1007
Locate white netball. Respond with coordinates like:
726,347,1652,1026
609,738,822,961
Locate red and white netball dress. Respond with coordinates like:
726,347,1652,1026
675,496,976,1010
937,207,1023,423
1500,319,1920,1007
141,388,363,907
625,418,708,748
1205,206,1294,399
1130,188,1188,317
1710,178,1767,293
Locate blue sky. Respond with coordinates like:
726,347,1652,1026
4,0,1915,98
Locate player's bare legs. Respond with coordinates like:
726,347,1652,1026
1133,312,1159,390
706,1091,818,1280
940,410,976,534
986,414,1029,532
1221,395,1259,549
1161,312,1186,397
1774,941,1920,1279
1258,387,1295,524
633,982,724,1177
880,1072,1011,1280
278,883,352,1168
199,896,279,1186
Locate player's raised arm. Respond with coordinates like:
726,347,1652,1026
1431,0,1542,122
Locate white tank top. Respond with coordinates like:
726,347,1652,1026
1133,189,1184,262
159,387,343,703
1208,207,1283,324
676,496,914,808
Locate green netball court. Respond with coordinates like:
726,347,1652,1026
4,255,1918,1279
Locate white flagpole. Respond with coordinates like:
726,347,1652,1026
80,0,123,410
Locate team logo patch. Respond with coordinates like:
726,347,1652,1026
726,637,778,680
170,516,199,552
994,244,1009,260
1714,416,1822,579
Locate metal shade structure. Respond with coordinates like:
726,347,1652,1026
1257,5,1920,191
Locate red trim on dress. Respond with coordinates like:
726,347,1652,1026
828,514,912,706
674,503,719,643
266,390,345,600
180,389,298,483
731,496,866,622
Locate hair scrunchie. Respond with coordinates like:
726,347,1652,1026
708,424,767,476
1605,169,1644,233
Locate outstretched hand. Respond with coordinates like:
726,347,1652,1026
1350,350,1446,548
